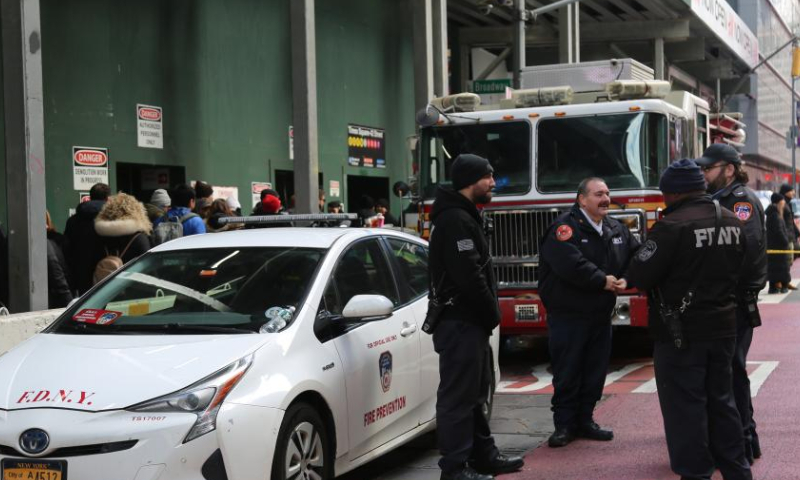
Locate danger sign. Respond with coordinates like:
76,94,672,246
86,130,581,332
137,104,163,149
73,146,109,190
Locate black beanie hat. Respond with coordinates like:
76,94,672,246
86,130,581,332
659,159,707,193
451,154,493,190
779,183,793,196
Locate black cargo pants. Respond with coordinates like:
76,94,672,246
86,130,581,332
433,319,499,474
547,314,613,430
653,338,752,480
731,306,758,460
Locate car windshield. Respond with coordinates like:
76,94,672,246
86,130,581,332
49,247,325,335
419,121,532,198
537,112,668,192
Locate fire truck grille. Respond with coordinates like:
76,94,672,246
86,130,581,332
486,208,565,289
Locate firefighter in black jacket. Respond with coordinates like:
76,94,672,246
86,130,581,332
627,159,752,480
538,177,639,448
696,143,767,463
428,154,523,480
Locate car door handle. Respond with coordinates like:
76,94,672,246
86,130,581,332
400,324,417,337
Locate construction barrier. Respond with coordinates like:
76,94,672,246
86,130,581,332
0,308,64,354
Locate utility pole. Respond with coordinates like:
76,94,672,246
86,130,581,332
792,40,800,195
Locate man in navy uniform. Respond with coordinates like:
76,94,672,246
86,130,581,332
538,177,639,447
627,159,752,480
695,144,767,462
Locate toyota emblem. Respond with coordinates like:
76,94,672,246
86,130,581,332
19,428,50,454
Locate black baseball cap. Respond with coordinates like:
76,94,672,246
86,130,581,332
695,143,741,166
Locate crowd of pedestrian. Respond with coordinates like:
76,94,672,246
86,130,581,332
43,181,404,310
765,184,799,293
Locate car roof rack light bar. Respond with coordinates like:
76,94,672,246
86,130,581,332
218,213,358,226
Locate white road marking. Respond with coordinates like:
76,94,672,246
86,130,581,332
748,360,780,397
758,278,798,304
633,375,658,394
497,363,553,393
603,362,650,387
498,360,780,396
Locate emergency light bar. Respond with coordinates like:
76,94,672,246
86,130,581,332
605,80,671,100
218,213,358,226
430,93,481,112
511,86,574,107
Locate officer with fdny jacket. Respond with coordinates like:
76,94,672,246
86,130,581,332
538,177,639,448
627,159,752,480
695,143,767,463
428,154,524,480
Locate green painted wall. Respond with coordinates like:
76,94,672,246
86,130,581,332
38,0,416,230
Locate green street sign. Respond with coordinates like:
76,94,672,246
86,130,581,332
472,79,512,94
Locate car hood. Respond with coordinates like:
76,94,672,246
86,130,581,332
0,333,271,412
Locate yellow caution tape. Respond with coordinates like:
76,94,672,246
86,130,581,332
767,250,798,254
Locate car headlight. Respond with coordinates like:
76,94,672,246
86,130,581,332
128,354,253,443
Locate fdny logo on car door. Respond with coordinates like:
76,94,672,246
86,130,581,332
379,351,392,393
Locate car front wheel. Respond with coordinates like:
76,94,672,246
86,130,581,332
272,402,332,480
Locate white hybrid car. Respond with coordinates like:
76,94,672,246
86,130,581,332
0,227,500,480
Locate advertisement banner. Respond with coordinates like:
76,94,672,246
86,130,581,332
689,0,758,68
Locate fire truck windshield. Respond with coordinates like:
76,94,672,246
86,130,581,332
537,112,668,193
419,121,532,198
419,112,669,198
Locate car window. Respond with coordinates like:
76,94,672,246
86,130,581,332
386,238,429,300
50,247,324,334
324,239,399,315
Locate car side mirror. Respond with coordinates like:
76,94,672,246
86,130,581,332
341,295,393,322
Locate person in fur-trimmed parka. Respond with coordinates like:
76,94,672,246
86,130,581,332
93,193,153,269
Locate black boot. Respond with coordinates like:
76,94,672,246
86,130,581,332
471,453,524,475
577,422,614,441
440,466,494,480
548,427,576,447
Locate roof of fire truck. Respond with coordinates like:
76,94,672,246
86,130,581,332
424,80,706,126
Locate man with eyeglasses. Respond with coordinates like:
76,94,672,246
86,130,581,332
695,143,767,464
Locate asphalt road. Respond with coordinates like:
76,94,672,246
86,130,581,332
343,270,800,480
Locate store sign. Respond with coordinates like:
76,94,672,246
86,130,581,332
689,0,758,69
72,146,109,190
329,180,340,198
137,104,163,149
347,124,386,169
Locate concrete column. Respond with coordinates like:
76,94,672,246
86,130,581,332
290,0,320,214
512,0,526,88
558,2,580,64
413,0,434,110
2,0,47,312
432,0,448,97
654,37,665,80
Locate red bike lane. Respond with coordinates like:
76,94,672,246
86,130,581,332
505,298,800,479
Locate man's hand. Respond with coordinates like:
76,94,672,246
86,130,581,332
613,278,627,294
604,275,618,291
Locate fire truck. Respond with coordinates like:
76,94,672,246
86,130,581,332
414,59,745,336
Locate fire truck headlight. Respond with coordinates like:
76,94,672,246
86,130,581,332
608,211,646,241
128,354,253,443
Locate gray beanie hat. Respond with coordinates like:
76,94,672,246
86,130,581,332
149,189,171,210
